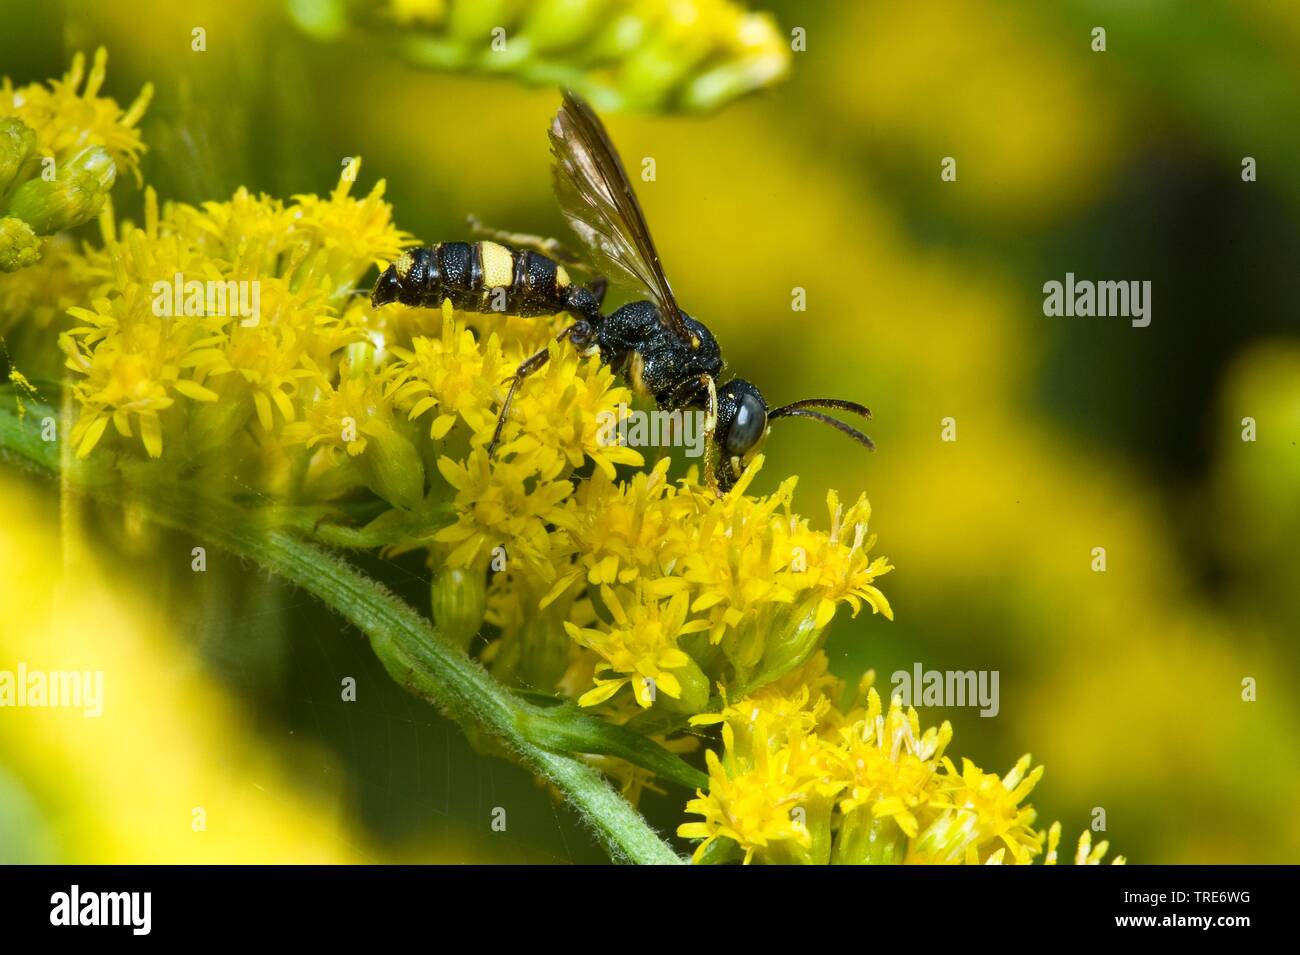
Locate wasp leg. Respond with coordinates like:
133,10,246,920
659,373,721,491
700,374,719,494
488,320,596,456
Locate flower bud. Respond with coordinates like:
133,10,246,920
760,796,834,865
429,564,487,651
187,380,255,453
343,338,384,373
0,216,41,272
684,51,788,111
359,419,425,510
831,806,908,864
7,146,116,234
514,608,574,690
655,655,711,715
0,118,38,196
751,596,825,687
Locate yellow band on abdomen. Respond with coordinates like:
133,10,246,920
479,241,514,287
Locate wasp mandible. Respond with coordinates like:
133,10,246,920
371,90,874,493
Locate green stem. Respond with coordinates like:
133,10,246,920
0,404,684,865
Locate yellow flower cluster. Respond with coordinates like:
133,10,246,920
500,456,895,715
36,157,900,776
0,50,151,273
1,50,1122,866
41,154,902,812
1,48,151,181
55,165,411,460
678,654,1126,865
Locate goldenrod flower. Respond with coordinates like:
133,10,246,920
57,168,408,461
566,584,709,709
0,51,150,273
679,725,817,864
778,489,895,628
389,318,513,440
0,48,151,184
906,755,1045,865
435,448,573,572
678,670,1119,864
291,169,413,292
689,655,836,759
835,690,952,843
496,343,644,479
542,458,685,605
61,288,224,458
283,363,387,458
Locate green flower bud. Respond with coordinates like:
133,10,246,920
831,806,908,865
0,216,41,272
342,338,383,374
7,146,116,235
302,0,789,113
187,379,255,453
0,118,38,196
521,0,605,53
429,565,487,651
518,614,569,690
683,52,789,112
655,655,711,715
359,419,426,509
694,835,743,865
761,795,834,865
751,597,825,688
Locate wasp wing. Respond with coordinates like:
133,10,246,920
549,89,693,344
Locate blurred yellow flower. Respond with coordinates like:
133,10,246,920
295,0,789,112
0,47,151,184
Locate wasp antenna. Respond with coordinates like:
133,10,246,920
768,407,875,450
768,398,871,420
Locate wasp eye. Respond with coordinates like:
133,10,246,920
371,266,401,307
723,391,767,457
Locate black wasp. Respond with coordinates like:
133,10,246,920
371,90,874,493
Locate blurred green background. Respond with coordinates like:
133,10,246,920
1,0,1298,863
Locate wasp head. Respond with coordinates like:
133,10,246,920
716,378,769,462
715,385,877,490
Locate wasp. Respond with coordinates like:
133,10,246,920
371,90,874,493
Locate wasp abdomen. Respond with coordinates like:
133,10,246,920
376,241,578,318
